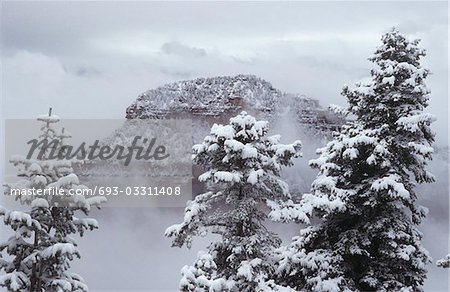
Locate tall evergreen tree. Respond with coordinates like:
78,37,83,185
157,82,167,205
0,110,106,291
277,28,435,291
165,111,303,291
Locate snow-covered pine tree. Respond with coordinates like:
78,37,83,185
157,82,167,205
277,28,435,291
0,109,106,291
165,111,304,291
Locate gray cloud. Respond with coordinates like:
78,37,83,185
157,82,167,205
160,41,206,58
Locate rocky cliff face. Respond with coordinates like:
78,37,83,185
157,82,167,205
125,74,343,139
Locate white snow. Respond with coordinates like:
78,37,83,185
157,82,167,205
275,144,296,157
49,279,72,291
328,104,349,116
211,124,235,140
407,142,433,156
47,173,79,189
213,171,242,183
396,113,436,132
85,196,107,208
343,148,359,159
237,259,262,281
73,217,99,229
242,145,258,159
224,139,244,151
0,272,28,291
41,243,79,259
437,254,450,268
353,84,374,96
32,175,47,185
28,163,42,173
371,174,410,199
366,154,377,165
397,244,416,261
345,134,376,148
31,198,49,209
5,211,33,227
382,76,395,86
267,199,310,223
198,170,213,182
247,169,264,185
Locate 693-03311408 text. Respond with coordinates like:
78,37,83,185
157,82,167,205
91,186,182,196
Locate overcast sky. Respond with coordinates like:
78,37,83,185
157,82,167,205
1,2,449,291
1,1,448,144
